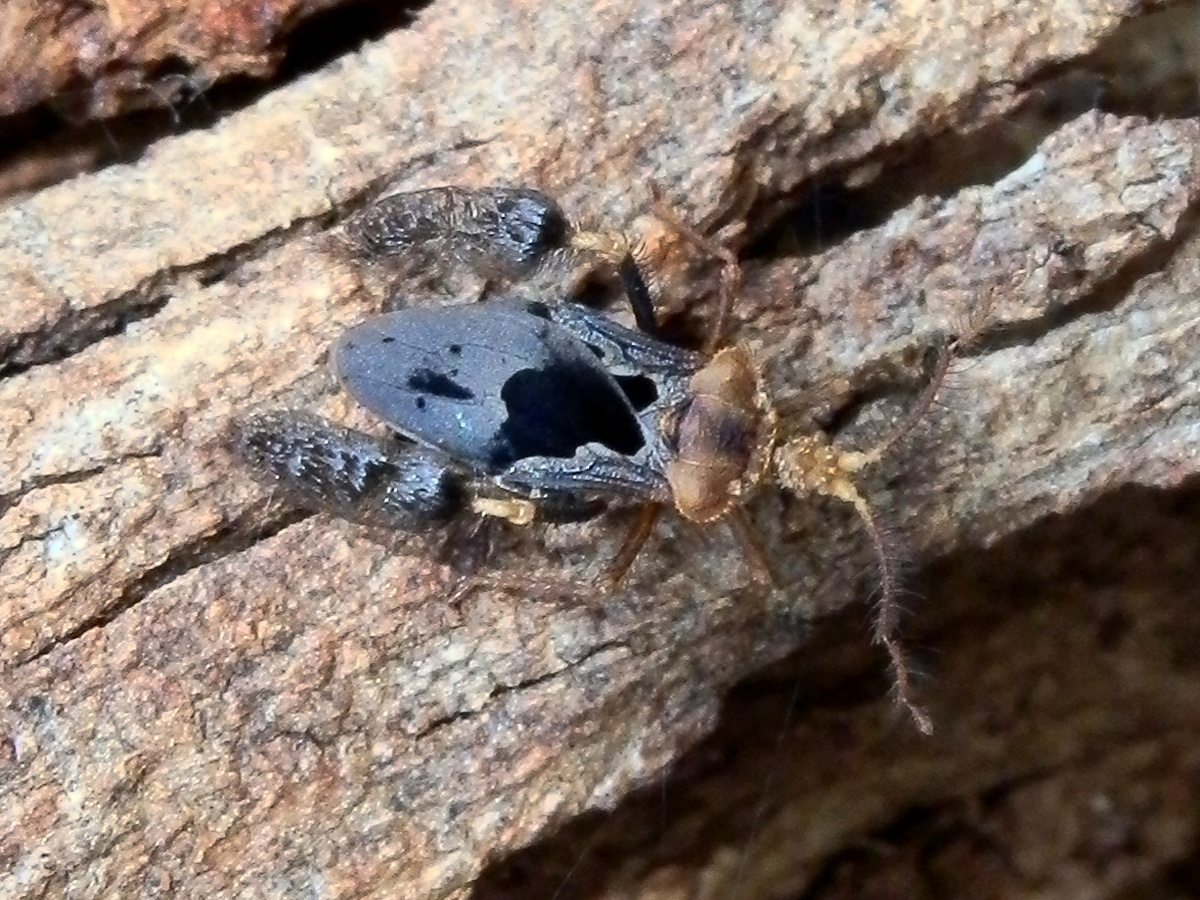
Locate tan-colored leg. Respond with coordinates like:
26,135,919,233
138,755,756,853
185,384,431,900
447,568,597,611
727,508,779,588
606,503,663,587
647,184,741,354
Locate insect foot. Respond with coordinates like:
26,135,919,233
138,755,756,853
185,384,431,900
340,185,658,332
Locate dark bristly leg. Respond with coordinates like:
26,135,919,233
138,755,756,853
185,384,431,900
341,185,661,332
616,253,659,334
231,411,467,533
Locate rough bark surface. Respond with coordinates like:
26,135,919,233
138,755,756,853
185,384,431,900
2,2,1199,900
0,0,352,120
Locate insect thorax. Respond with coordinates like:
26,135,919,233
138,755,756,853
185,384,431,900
662,344,779,523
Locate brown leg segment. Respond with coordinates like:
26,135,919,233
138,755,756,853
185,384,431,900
606,503,664,587
647,184,742,354
727,507,779,588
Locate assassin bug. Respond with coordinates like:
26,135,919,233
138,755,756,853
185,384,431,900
236,185,669,566
234,298,689,549
236,185,959,732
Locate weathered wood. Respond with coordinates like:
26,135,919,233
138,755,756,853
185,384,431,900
2,2,1198,898
0,0,362,120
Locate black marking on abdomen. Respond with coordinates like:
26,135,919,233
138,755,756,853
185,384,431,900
407,368,475,400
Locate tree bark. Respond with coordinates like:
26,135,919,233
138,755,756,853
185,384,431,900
2,2,1199,899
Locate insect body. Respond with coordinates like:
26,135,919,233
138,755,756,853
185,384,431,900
234,301,678,539
238,185,953,732
333,304,650,475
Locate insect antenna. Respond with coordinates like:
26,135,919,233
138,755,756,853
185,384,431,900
862,275,999,463
852,488,932,734
773,434,932,733
769,274,1001,734
853,335,956,466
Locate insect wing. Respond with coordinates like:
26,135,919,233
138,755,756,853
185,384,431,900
332,306,646,473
